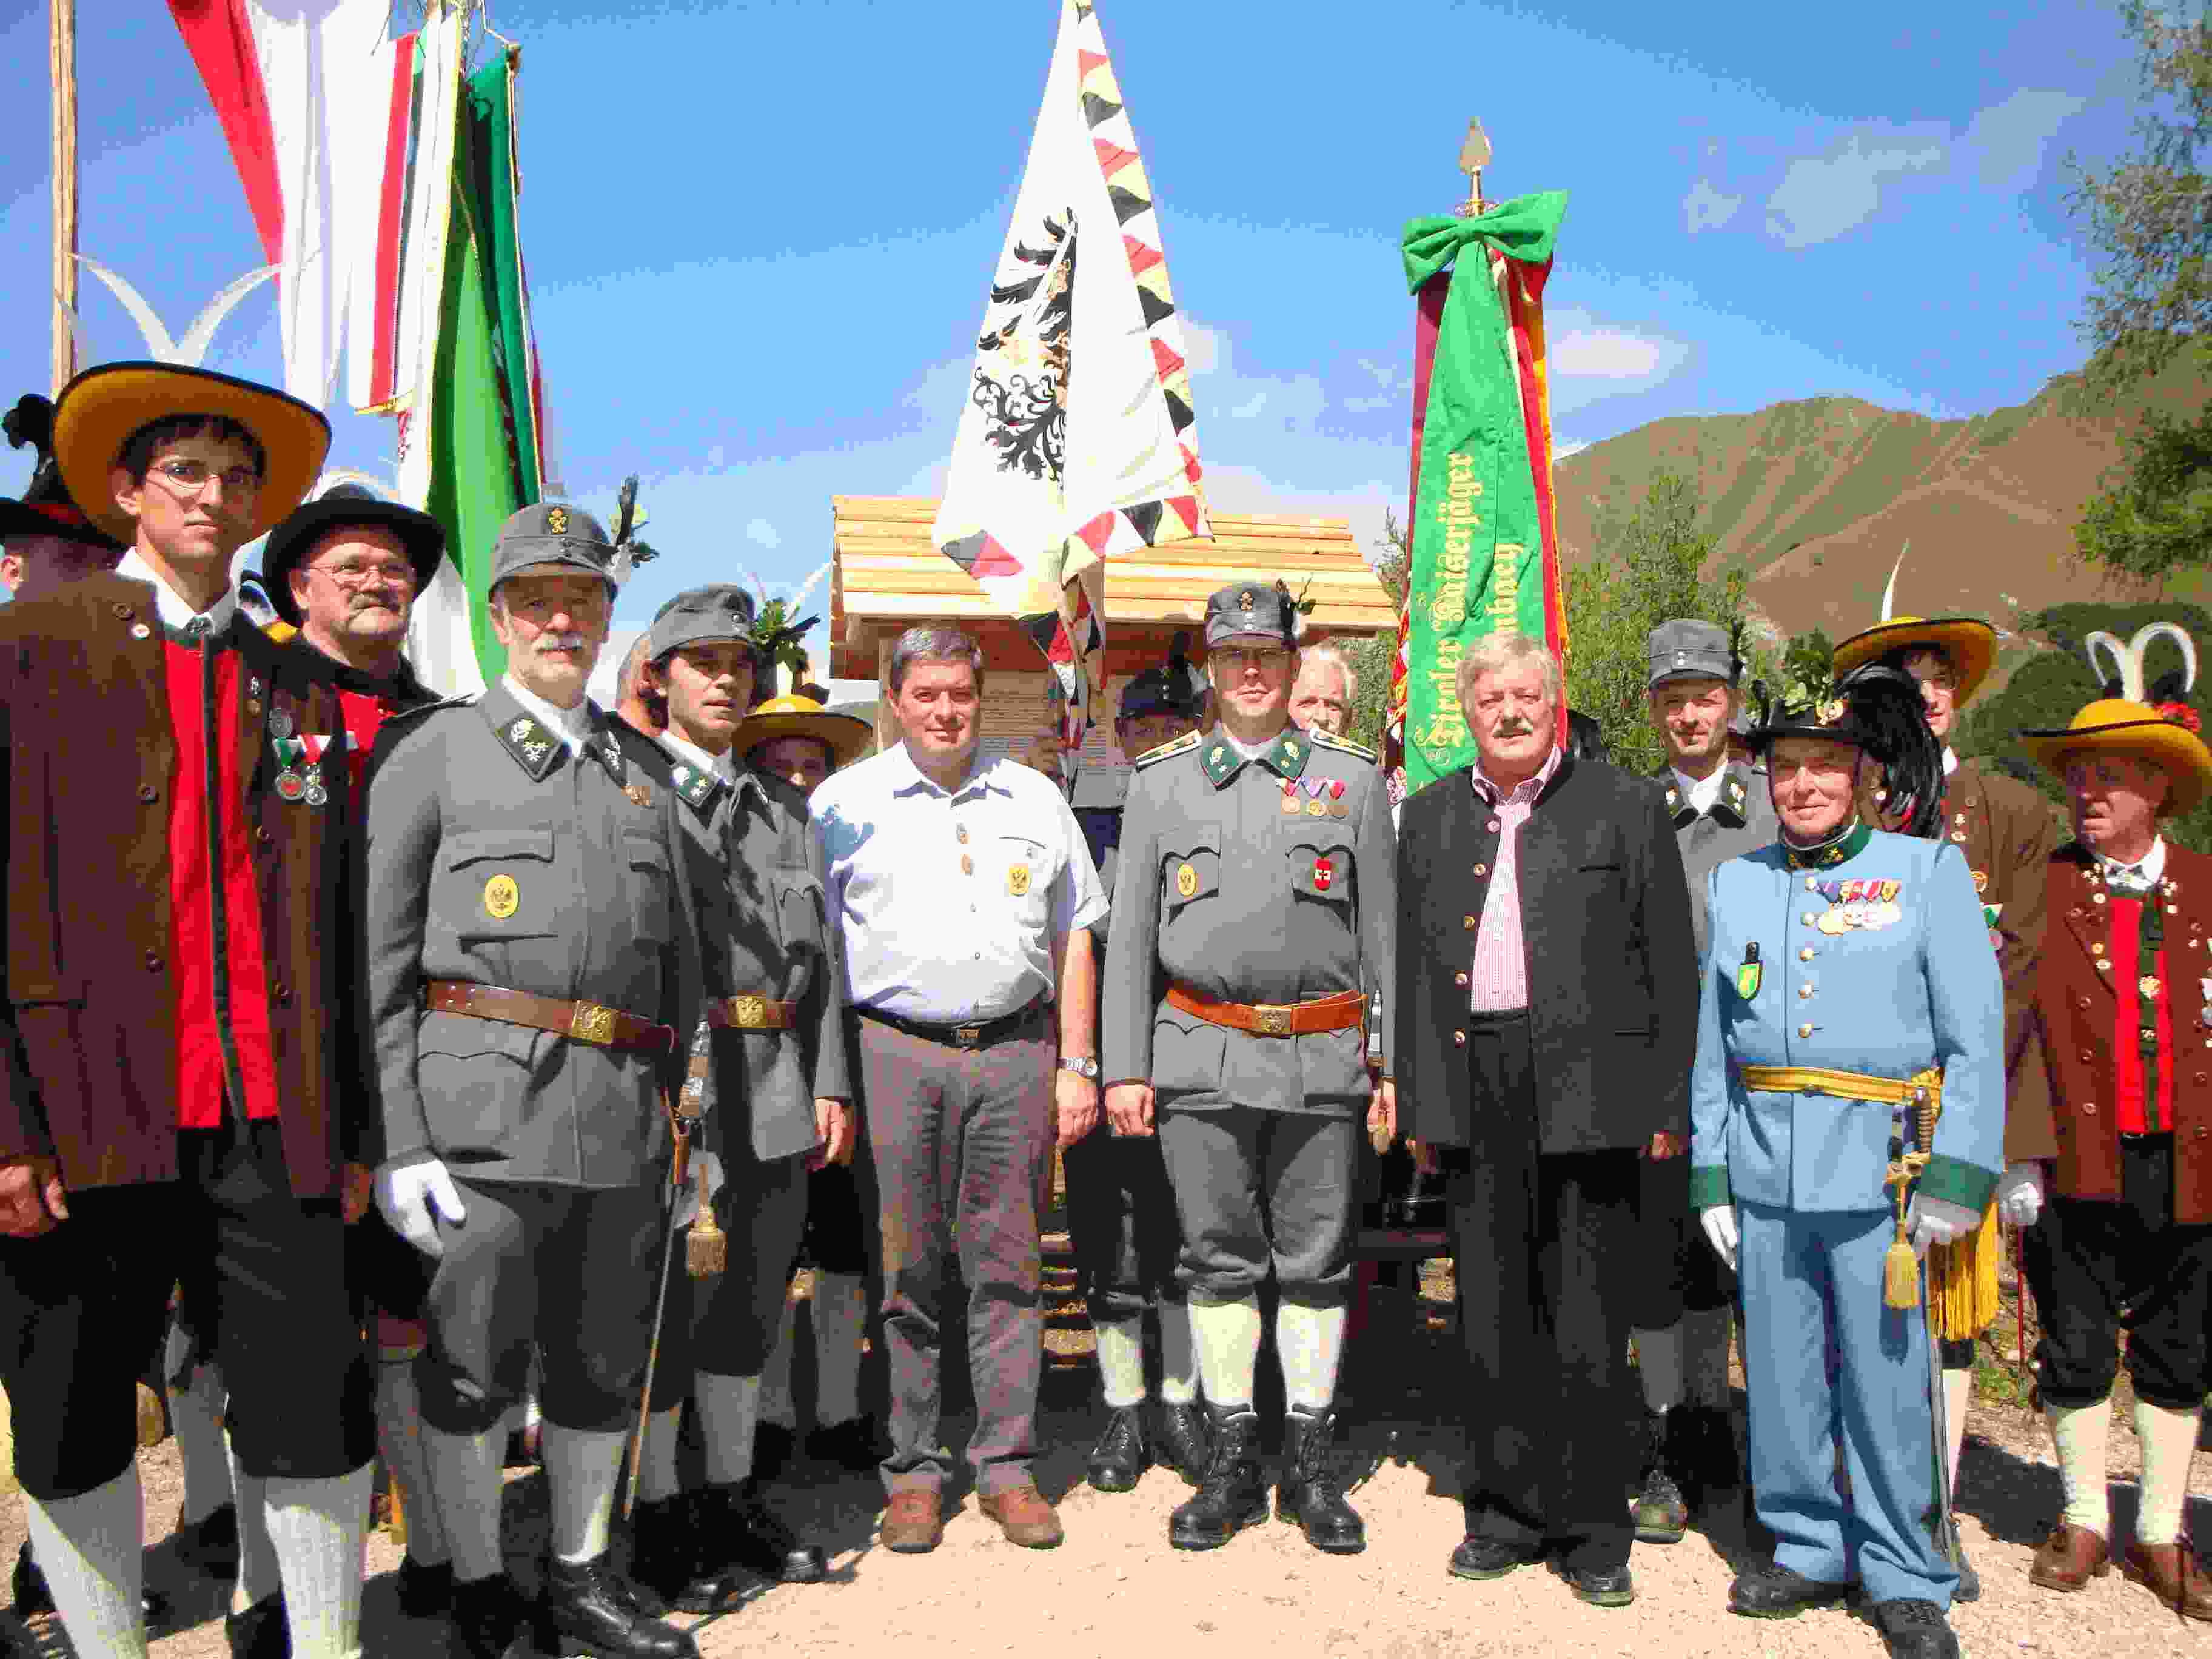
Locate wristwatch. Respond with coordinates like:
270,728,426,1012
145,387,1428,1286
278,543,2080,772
1057,1056,1100,1079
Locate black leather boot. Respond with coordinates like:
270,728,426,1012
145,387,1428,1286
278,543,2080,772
1154,1400,1212,1487
1632,1409,1688,1544
1276,1408,1366,1554
694,1480,826,1584
628,1495,743,1615
532,1553,696,1658
1086,1405,1149,1493
11,1541,52,1617
451,1572,529,1659
395,1555,455,1619
181,1501,242,1580
224,1590,290,1658
1168,1406,1269,1550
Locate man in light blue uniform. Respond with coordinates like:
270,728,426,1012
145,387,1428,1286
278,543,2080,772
1691,669,2002,1659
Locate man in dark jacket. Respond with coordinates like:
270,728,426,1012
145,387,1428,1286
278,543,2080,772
1396,630,1695,1609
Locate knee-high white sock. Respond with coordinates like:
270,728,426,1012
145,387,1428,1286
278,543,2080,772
811,1273,868,1427
23,1464,148,1657
1943,1367,1972,1492
227,1447,280,1615
264,1466,370,1659
540,1424,625,1566
1156,1302,1199,1406
1634,1326,1685,1415
1682,1308,1734,1407
1276,1301,1347,1414
372,1352,449,1568
164,1322,233,1527
695,1372,762,1488
635,1407,685,1506
2047,1399,2112,1538
1188,1296,1263,1410
1094,1317,1147,1409
421,1426,504,1584
2134,1398,2202,1546
759,1290,799,1431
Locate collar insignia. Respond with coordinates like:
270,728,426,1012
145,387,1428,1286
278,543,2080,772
496,712,561,779
671,764,720,807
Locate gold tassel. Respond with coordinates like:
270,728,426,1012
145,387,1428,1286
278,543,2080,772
1883,1232,1922,1309
1929,1202,2000,1339
686,1155,726,1278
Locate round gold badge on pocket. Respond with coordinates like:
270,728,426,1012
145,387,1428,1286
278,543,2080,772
1176,862,1198,899
1008,863,1031,897
483,874,520,919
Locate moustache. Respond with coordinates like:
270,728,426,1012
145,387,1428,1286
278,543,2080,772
1492,720,1535,737
540,632,586,653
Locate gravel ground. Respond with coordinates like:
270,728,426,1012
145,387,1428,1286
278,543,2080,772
3,1262,2208,1658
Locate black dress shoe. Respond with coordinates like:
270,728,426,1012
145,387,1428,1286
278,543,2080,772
1168,1406,1269,1550
395,1555,455,1619
1728,1562,1852,1618
1871,1598,1960,1659
1550,1557,1635,1607
697,1480,826,1584
802,1416,883,1472
629,1496,743,1615
451,1571,530,1659
181,1501,241,1580
1276,1408,1365,1554
1449,1535,1545,1580
532,1553,696,1658
752,1421,797,1482
1086,1405,1150,1493
224,1590,290,1658
1154,1400,1211,1487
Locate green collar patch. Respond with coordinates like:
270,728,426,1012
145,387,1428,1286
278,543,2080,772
1199,728,1310,789
495,712,563,781
1783,820,1873,870
669,763,723,809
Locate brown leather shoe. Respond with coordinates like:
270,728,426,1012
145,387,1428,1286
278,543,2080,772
979,1483,1064,1549
2029,1523,2111,1591
2120,1535,2212,1621
880,1490,945,1554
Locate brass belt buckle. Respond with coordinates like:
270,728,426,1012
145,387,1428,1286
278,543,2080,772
954,1024,983,1047
1255,1004,1293,1036
570,1001,617,1044
729,994,768,1030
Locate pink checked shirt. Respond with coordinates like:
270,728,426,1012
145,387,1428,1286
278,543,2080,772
1467,746,1561,1013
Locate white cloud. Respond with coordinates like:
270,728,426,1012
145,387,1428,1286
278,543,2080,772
745,517,781,551
1541,308,1692,415
1683,178,1742,234
1180,318,1225,376
1962,87,2088,192
1765,127,1948,250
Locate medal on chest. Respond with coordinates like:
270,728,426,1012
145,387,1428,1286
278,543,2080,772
1814,877,1901,934
1735,940,1762,1000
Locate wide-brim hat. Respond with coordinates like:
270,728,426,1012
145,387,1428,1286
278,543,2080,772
735,694,874,769
1831,616,1998,708
2020,697,2212,815
52,363,330,548
256,484,446,626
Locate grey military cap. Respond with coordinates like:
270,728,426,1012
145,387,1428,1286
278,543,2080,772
645,584,758,663
1204,580,1298,649
1646,618,1738,689
489,501,618,592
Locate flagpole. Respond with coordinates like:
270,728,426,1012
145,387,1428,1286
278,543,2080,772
50,0,78,395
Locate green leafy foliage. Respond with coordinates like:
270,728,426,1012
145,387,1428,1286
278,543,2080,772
2074,398,2212,583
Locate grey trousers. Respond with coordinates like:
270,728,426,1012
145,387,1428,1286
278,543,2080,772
416,1178,662,1436
1158,1105,1357,1304
857,1009,1053,1497
646,1150,809,1403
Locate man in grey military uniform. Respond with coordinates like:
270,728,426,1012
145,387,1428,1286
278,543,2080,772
1103,581,1396,1556
364,503,699,1659
1629,620,1773,1542
617,583,853,1610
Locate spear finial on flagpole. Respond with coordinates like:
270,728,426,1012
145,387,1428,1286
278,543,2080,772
1455,119,1490,218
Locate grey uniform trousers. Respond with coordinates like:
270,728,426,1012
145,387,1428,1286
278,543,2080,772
1158,1104,1358,1304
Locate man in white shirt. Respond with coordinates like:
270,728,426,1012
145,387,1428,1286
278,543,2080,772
811,625,1105,1553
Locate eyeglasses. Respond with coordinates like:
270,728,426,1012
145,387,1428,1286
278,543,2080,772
149,458,262,498
1217,648,1289,674
305,558,418,589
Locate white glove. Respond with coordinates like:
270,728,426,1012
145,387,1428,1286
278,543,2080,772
1906,1193,1982,1256
674,1151,725,1229
1996,1161,2047,1230
1699,1204,1739,1273
375,1159,467,1259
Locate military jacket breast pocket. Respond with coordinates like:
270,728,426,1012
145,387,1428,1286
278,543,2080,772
1161,845,1219,912
623,830,674,943
1288,837,1355,914
773,865,826,961
442,826,557,940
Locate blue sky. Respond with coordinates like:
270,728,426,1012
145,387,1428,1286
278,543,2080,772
0,0,2150,645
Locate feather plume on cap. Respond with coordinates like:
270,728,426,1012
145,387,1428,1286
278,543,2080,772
1746,662,1945,837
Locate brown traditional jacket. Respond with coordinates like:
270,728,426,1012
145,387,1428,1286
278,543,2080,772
0,574,366,1198
2033,840,2212,1224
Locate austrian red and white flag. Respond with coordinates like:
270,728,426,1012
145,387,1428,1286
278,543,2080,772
934,0,1211,752
167,0,395,409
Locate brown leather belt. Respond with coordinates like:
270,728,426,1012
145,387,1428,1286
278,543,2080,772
706,994,799,1032
421,980,674,1051
1165,984,1366,1037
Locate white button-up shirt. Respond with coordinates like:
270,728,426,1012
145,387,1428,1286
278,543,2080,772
1669,763,1726,817
811,742,1108,1024
115,550,238,637
501,674,592,755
